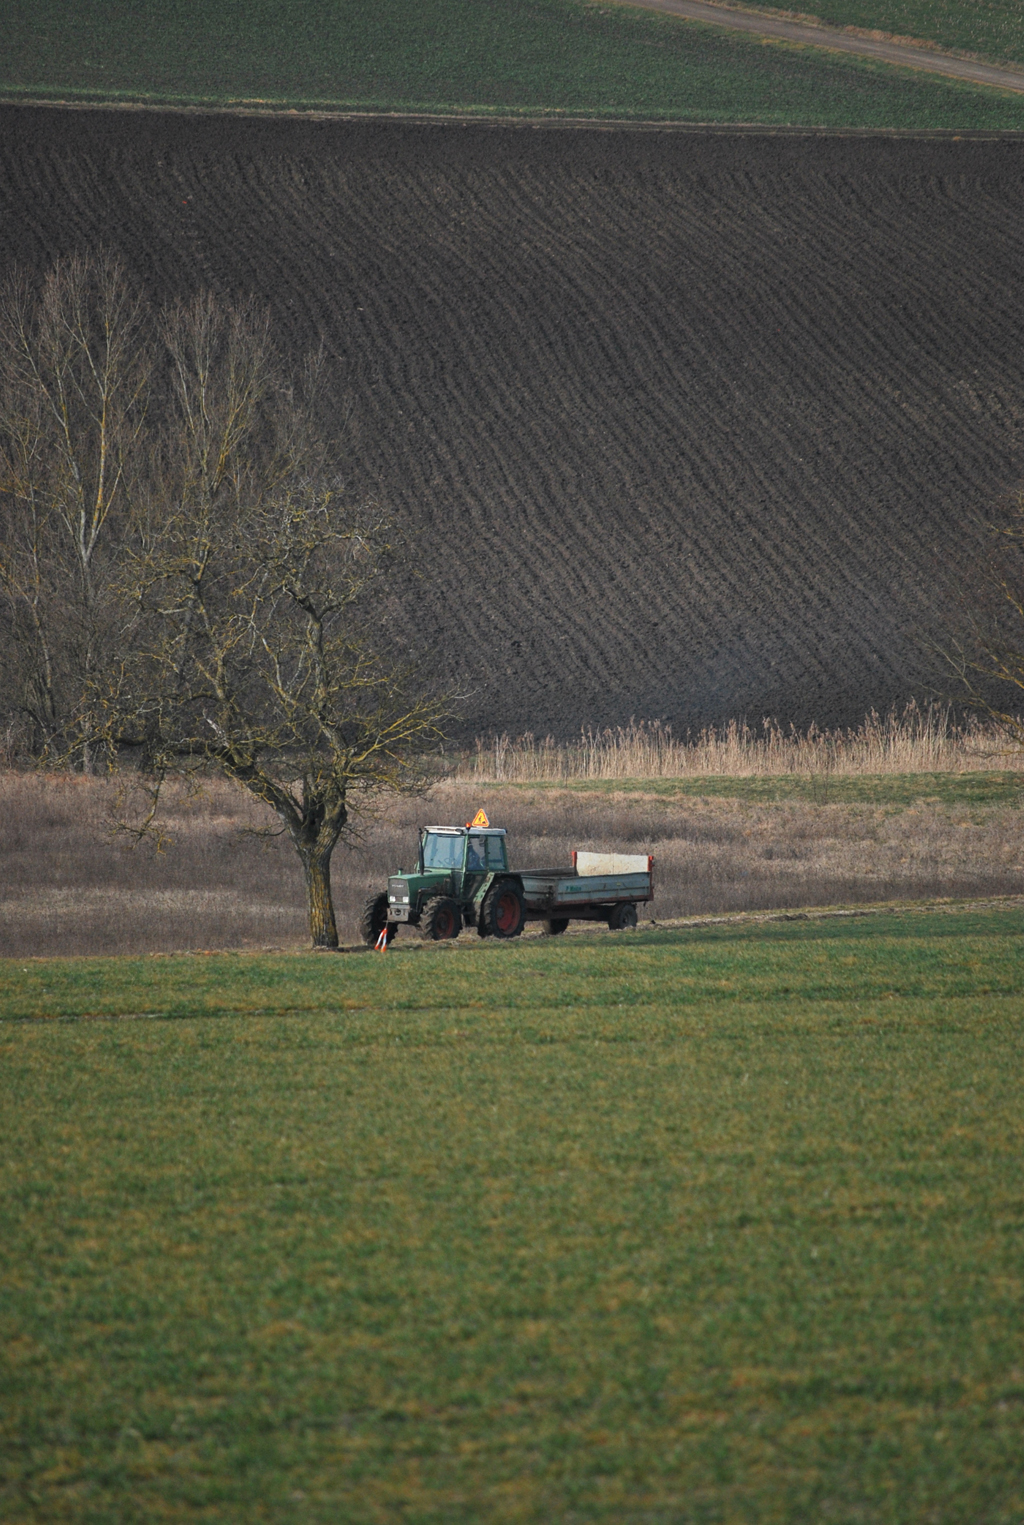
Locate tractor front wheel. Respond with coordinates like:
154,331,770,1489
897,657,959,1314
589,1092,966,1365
360,891,390,946
482,879,525,939
421,896,461,941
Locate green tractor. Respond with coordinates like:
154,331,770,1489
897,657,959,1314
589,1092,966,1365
361,825,525,945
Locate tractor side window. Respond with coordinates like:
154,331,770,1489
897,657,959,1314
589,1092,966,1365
485,836,507,870
466,835,488,872
423,833,462,870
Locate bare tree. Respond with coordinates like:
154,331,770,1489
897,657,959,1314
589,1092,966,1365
0,254,150,767
107,291,449,947
1,259,451,944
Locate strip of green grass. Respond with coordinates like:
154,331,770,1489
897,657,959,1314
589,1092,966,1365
3,908,1024,1520
2,903,1023,1017
729,0,1024,67
488,769,1024,808
5,0,1024,127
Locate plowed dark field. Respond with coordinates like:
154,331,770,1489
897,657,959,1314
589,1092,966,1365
3,106,1023,735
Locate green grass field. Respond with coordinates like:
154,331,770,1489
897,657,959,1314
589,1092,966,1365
735,0,1024,66
4,906,1024,1521
500,770,1024,809
5,0,1024,128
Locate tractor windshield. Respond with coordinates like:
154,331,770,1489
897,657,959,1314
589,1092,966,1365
423,832,464,870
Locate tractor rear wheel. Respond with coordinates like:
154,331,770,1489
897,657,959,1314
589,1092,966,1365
360,891,390,946
421,896,461,941
607,902,638,931
482,879,525,939
542,917,569,936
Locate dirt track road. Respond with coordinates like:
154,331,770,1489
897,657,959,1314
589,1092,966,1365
611,0,1024,95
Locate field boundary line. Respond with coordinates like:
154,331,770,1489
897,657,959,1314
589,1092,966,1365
603,0,1024,94
2,98,1024,138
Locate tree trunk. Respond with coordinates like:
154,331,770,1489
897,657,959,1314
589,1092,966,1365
232,771,347,950
300,847,339,948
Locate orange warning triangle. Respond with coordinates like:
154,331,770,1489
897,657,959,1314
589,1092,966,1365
470,808,490,827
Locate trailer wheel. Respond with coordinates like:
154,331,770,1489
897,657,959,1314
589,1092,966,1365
542,917,569,936
360,891,390,946
421,896,461,941
482,878,525,939
607,902,638,931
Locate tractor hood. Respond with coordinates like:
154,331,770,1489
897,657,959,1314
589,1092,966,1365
388,870,453,903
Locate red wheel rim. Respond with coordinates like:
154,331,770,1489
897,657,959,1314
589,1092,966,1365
495,893,520,934
436,907,456,938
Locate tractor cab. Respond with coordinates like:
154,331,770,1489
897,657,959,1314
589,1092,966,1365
422,826,508,879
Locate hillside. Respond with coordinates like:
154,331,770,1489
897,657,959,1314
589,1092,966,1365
2,106,1023,736
6,0,1024,127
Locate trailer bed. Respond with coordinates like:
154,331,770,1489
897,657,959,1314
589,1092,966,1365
517,853,653,922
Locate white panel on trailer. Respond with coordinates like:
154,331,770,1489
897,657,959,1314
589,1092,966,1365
574,851,651,877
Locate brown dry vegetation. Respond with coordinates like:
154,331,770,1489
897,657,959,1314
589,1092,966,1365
458,705,1018,780
2,109,1024,738
3,769,1021,957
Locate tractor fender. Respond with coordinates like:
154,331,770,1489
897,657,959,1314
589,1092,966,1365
471,871,524,908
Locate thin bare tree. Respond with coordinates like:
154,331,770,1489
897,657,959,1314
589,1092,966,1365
0,254,150,767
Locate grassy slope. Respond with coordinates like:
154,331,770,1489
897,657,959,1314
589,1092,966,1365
504,770,1024,807
3,907,1024,1520
5,0,1024,127
727,0,1024,66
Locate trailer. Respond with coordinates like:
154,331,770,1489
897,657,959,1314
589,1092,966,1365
517,851,654,934
360,825,654,944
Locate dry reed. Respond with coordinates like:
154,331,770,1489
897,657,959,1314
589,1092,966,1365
455,705,1015,782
